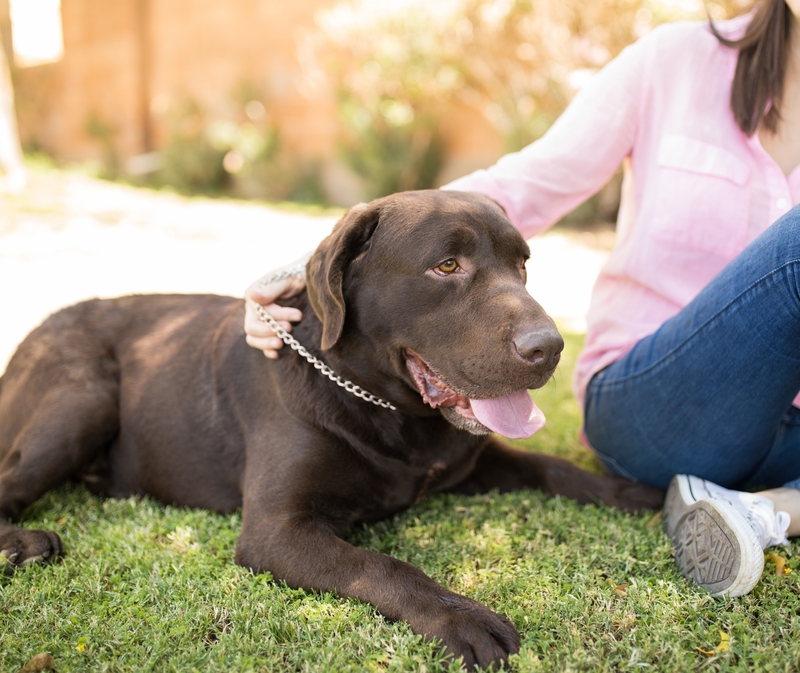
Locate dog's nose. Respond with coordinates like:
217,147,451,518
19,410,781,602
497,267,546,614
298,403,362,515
513,329,564,367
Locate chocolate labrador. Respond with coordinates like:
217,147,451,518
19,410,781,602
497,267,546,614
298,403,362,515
0,190,663,669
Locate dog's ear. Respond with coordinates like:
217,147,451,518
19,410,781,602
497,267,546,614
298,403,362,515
307,200,381,350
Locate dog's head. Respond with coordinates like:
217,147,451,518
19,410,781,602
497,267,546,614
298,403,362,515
307,190,563,439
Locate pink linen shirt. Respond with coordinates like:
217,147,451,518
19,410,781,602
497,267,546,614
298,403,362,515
444,17,800,409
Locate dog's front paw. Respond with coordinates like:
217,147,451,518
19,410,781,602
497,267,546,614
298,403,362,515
0,527,62,572
419,593,520,670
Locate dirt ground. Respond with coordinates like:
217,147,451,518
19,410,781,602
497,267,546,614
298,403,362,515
0,167,614,373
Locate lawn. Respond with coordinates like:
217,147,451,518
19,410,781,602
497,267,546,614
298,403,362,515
2,333,800,673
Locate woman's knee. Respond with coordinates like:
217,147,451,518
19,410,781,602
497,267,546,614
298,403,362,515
761,205,800,262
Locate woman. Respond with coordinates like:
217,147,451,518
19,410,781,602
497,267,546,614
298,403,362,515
244,0,800,598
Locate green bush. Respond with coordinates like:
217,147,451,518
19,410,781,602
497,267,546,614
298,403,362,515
311,0,744,200
156,100,230,193
148,97,325,203
338,98,443,199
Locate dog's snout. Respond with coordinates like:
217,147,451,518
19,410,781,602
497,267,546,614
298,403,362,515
513,329,564,367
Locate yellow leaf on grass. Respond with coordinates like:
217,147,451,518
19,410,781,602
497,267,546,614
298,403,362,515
696,630,729,657
646,511,663,528
766,553,792,575
605,578,628,596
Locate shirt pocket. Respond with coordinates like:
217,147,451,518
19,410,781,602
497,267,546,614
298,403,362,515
650,134,750,258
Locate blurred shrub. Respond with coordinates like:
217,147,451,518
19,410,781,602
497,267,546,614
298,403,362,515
309,3,452,198
156,100,229,193
91,0,744,206
336,95,444,199
310,0,743,201
150,97,324,202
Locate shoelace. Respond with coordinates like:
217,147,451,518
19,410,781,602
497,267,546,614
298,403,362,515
742,498,790,549
692,477,790,549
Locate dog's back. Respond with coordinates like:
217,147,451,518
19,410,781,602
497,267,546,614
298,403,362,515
0,294,248,513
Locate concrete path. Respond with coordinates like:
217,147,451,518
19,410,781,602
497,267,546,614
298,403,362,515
0,167,613,373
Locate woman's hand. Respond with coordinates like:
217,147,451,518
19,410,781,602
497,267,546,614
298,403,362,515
244,253,311,359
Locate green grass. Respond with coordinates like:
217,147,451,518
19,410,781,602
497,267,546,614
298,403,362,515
3,334,800,672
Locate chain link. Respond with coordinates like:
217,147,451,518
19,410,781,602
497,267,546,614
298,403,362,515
252,267,396,411
258,264,307,286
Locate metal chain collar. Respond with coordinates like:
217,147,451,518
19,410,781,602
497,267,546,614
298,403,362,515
252,267,397,411
258,264,307,286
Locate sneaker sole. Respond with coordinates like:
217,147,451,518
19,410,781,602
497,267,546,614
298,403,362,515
663,474,694,540
664,476,763,597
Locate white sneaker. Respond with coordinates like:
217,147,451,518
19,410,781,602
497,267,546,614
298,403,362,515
663,474,790,597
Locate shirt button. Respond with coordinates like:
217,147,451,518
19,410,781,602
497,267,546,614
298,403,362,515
777,197,789,210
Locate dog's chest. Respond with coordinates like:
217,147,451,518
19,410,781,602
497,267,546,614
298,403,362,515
354,460,452,522
355,434,481,520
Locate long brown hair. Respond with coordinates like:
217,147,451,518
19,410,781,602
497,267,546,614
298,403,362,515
710,0,792,135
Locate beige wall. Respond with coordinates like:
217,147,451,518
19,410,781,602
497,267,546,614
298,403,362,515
16,0,144,161
13,0,501,192
146,0,339,157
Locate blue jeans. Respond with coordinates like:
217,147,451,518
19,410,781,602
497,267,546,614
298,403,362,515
584,206,800,491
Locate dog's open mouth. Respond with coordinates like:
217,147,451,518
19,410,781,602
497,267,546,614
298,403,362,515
404,351,546,439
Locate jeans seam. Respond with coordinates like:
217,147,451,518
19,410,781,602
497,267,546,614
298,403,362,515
743,422,787,489
589,444,640,482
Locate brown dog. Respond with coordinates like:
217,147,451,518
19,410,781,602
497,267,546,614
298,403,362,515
0,190,663,669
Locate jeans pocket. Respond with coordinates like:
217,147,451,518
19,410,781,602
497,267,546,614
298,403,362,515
650,135,750,258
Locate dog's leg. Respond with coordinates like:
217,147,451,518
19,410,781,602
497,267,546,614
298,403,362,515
235,509,520,670
450,437,664,511
0,381,118,569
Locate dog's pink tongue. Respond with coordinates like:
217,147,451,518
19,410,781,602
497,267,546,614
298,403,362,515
470,390,546,439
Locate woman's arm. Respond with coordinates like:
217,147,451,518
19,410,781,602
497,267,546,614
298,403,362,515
444,31,652,238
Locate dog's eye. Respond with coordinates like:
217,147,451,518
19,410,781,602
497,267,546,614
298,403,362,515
436,259,459,275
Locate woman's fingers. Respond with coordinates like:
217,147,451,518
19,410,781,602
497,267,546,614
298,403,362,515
245,334,285,359
243,253,312,357
244,301,303,358
245,304,302,335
